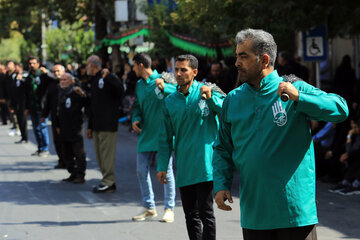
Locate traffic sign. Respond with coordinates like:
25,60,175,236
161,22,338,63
303,25,327,61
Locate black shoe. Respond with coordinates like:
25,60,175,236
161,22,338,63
31,150,41,156
62,175,76,182
328,183,350,193
54,163,66,169
72,177,85,184
92,184,116,193
15,139,28,144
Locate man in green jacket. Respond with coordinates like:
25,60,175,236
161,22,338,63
131,53,176,223
157,54,225,240
213,29,349,240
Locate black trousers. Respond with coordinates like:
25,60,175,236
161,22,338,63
62,138,86,178
344,157,360,182
15,106,28,141
179,181,216,240
243,225,317,240
51,124,64,165
0,102,8,124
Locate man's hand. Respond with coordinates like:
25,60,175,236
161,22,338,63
9,108,14,114
200,85,212,100
325,150,333,160
339,152,348,163
102,68,110,79
41,117,46,123
56,128,60,135
40,67,48,74
215,190,233,211
16,74,23,80
0,99,5,104
24,109,29,116
157,171,167,184
73,86,86,97
155,78,165,91
132,121,142,133
277,82,299,102
86,129,93,139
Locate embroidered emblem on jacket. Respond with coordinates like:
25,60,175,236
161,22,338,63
65,98,71,108
154,86,164,100
35,76,41,85
199,99,209,117
272,101,287,127
98,78,104,89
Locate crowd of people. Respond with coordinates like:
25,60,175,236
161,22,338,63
0,28,357,239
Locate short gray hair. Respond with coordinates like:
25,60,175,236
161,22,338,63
235,29,277,67
87,55,102,69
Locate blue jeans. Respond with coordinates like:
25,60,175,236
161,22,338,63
30,112,49,151
136,152,175,210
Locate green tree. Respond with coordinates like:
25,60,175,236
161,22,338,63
145,0,360,57
46,19,94,64
0,31,33,63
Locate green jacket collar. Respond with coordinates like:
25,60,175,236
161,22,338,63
177,79,198,97
145,69,160,84
247,70,280,93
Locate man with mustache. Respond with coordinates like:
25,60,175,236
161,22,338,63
213,29,349,240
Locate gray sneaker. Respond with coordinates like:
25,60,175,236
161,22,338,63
38,150,50,157
132,208,157,221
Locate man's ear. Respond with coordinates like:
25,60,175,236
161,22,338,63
193,68,198,76
261,54,270,69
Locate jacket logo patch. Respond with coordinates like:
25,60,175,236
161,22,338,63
35,76,41,85
199,99,209,117
155,87,164,100
65,98,71,108
98,78,104,89
272,101,287,127
16,80,20,87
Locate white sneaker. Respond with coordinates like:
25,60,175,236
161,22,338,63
132,208,157,221
8,129,16,137
161,208,174,223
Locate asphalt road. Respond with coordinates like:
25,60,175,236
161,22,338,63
0,122,359,240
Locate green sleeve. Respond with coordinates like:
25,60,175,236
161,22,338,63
295,83,349,123
206,91,225,114
212,97,235,193
157,102,174,172
131,95,142,124
163,82,177,97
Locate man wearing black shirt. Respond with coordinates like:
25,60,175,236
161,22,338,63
86,55,124,193
42,64,66,168
55,73,88,183
25,57,51,157
11,63,28,144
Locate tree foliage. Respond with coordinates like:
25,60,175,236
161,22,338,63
145,0,360,58
0,31,28,62
46,19,94,64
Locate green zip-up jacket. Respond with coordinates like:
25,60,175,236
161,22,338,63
132,70,177,152
158,80,225,187
213,70,348,230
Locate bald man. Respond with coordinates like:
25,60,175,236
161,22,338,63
86,55,124,193
55,73,88,183
42,64,67,168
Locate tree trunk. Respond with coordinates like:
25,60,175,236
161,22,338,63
94,0,108,67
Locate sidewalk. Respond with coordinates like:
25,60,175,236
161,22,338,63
0,123,359,239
